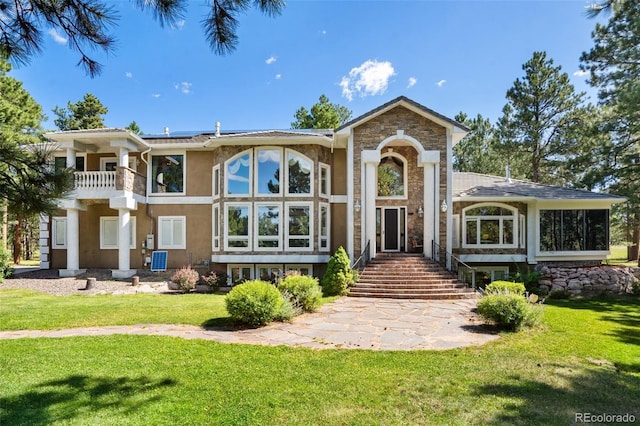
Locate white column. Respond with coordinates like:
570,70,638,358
59,208,85,277
118,209,131,272
365,161,377,260
362,150,380,260
434,163,441,263
423,163,435,258
66,148,77,168
118,147,129,168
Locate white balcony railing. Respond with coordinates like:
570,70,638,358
74,171,117,190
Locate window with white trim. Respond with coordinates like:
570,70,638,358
257,265,282,283
228,264,253,285
212,204,220,251
54,156,85,172
286,203,313,250
225,151,252,196
51,217,67,249
212,165,220,199
151,154,185,194
225,204,251,250
319,163,330,198
463,204,517,248
319,203,330,252
284,264,313,276
286,150,313,195
256,148,282,196
255,204,281,250
100,217,136,249
158,216,186,249
377,153,406,198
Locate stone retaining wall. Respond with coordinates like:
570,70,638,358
537,265,640,295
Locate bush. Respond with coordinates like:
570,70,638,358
278,274,322,312
273,291,302,322
0,247,13,283
225,280,283,327
171,265,199,292
512,269,541,292
321,246,357,296
199,271,225,291
484,281,526,295
477,291,543,331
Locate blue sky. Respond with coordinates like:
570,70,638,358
11,0,605,135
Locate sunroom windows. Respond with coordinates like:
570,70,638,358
539,209,608,252
463,204,517,248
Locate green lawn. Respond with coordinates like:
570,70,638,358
607,245,639,267
1,290,639,425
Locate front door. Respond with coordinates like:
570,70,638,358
381,207,406,252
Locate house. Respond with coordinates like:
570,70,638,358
40,96,625,284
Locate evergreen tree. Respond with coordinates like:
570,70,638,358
453,112,505,176
496,51,588,184
53,93,108,130
0,0,285,76
581,0,640,262
291,95,352,129
0,58,73,263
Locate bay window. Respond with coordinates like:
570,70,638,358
286,203,312,250
255,204,281,250
225,204,251,250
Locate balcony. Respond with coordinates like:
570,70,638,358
71,167,146,201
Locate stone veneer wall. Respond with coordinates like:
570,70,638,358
352,106,447,256
537,265,640,295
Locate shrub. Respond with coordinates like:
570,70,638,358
199,271,224,291
225,280,283,327
484,281,526,295
321,246,357,296
278,274,322,312
512,268,541,292
273,291,302,322
0,247,13,283
477,291,543,331
171,265,199,292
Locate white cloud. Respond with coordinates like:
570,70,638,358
48,29,68,44
340,59,396,101
174,82,192,94
436,79,447,87
266,56,277,64
151,93,161,98
407,77,417,88
275,74,282,80
573,70,588,77
125,72,133,78
171,20,186,30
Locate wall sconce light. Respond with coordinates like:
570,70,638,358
354,199,361,212
418,206,424,218
440,200,448,212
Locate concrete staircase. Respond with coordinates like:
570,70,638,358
349,253,477,300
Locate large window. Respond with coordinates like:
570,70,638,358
152,154,184,194
100,217,136,249
377,154,406,198
225,152,252,196
255,204,281,250
226,204,251,250
286,203,312,250
158,216,186,249
256,149,281,195
463,204,517,247
540,209,608,252
286,150,312,195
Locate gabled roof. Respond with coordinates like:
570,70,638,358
453,172,626,203
335,96,470,133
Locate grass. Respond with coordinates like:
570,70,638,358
607,245,639,267
1,290,639,425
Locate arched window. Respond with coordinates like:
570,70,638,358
225,150,252,196
286,150,313,195
463,204,517,248
377,153,406,198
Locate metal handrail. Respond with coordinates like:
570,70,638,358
431,240,477,289
352,240,371,271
